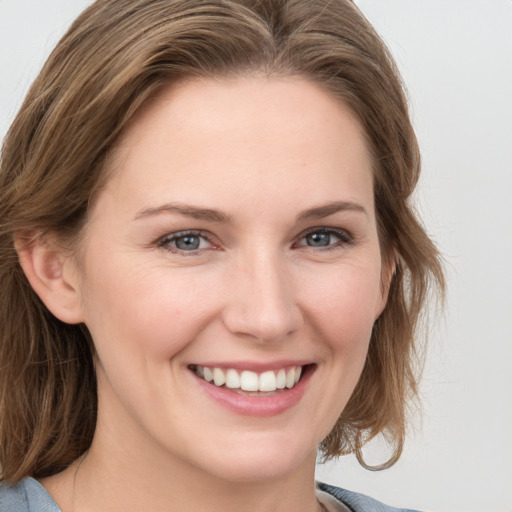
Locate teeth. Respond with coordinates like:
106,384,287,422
213,367,226,386
285,367,296,388
225,369,240,389
194,365,304,392
240,370,259,391
259,371,276,392
203,367,213,382
276,369,286,389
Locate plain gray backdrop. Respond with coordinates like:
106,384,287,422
1,1,511,511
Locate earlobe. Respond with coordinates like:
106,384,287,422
375,249,397,319
15,235,85,324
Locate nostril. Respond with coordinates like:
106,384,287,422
222,306,303,344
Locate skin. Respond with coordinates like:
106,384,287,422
23,75,392,512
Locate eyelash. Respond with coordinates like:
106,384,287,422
294,227,353,251
156,227,353,254
157,230,216,254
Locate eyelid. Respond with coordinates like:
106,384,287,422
157,229,218,253
294,226,354,248
155,226,353,254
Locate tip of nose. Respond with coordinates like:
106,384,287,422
223,307,303,343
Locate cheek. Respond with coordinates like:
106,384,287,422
301,266,381,423
81,257,223,363
299,262,382,343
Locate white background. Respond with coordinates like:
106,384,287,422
1,1,511,511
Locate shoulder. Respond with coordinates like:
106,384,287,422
0,478,60,512
317,482,423,512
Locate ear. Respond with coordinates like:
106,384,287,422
375,248,397,319
16,234,85,324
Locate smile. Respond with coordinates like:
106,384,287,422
191,365,303,393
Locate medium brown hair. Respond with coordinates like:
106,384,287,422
0,0,444,482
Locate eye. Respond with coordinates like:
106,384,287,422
158,230,214,253
296,228,352,249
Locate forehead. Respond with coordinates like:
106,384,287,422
100,75,374,218
117,75,369,158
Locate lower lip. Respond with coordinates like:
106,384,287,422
191,367,313,417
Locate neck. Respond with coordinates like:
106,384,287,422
78,447,319,512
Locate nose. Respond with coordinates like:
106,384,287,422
221,251,303,343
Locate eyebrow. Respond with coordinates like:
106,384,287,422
134,202,231,223
134,200,367,223
296,201,367,221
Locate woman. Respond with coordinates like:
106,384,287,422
0,1,444,511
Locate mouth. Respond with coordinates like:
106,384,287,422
188,364,312,395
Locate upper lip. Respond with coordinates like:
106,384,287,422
188,360,313,372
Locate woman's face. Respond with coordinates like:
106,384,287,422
74,76,389,483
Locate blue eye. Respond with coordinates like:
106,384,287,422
305,232,332,247
174,234,201,250
297,228,351,249
159,231,212,252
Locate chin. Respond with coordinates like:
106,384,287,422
188,432,317,484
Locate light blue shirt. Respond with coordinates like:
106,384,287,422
0,478,59,512
0,477,422,511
